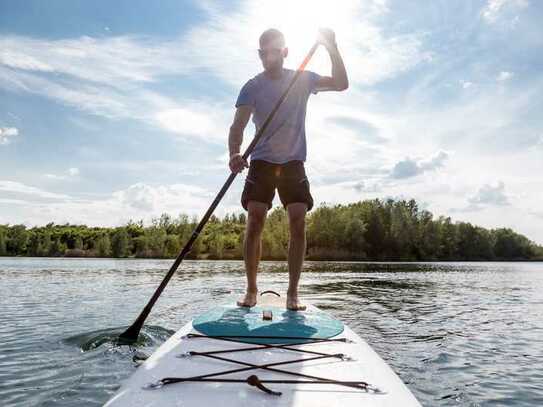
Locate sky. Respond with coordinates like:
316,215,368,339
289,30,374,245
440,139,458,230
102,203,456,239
0,0,542,244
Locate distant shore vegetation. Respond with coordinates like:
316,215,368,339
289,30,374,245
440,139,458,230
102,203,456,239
0,199,541,261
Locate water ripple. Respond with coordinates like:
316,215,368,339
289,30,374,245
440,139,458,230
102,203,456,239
1,258,543,406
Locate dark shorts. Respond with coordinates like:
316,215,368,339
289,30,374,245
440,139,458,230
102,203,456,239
241,160,314,212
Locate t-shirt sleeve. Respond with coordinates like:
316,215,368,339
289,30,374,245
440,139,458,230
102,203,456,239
235,80,256,108
306,70,322,95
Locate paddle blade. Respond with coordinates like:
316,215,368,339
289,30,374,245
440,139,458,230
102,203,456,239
118,323,141,345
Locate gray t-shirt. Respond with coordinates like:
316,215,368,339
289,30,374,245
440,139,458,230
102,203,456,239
235,69,321,164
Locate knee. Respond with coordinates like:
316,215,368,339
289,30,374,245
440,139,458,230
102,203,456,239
247,213,265,235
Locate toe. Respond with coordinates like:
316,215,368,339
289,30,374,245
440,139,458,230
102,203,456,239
286,299,306,311
237,298,256,307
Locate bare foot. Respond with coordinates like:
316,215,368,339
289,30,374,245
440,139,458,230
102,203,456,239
286,295,306,311
237,291,258,307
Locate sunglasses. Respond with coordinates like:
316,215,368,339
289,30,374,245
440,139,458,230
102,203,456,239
258,47,284,58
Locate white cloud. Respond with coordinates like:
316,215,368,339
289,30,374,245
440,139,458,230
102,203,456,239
155,108,210,137
388,72,543,156
68,167,80,176
460,80,474,89
352,180,382,193
44,174,66,180
0,181,216,227
0,127,18,145
112,182,212,214
481,0,529,23
0,33,236,140
43,168,80,181
0,66,132,119
0,1,430,145
114,183,155,211
497,71,514,82
468,181,510,206
0,180,70,200
391,150,449,179
325,116,388,144
0,35,186,84
453,181,511,212
154,105,229,142
0,36,209,136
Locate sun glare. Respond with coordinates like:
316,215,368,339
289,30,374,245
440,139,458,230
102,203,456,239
250,0,362,72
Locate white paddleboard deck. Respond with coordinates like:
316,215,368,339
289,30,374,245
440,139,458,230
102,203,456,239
105,303,421,406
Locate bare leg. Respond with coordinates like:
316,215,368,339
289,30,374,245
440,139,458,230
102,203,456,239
286,203,307,311
238,201,267,307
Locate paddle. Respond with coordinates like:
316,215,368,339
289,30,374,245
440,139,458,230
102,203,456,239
118,41,320,344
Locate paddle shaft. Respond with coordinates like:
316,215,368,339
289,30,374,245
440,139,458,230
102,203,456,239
119,42,320,342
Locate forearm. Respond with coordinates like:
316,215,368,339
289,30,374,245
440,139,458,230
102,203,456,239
327,44,348,90
228,126,243,157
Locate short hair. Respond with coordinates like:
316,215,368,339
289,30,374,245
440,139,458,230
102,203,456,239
259,28,285,48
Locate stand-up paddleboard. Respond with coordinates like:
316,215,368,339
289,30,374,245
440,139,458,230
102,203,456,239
105,293,421,406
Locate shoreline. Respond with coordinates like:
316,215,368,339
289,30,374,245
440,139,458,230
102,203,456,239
1,255,542,263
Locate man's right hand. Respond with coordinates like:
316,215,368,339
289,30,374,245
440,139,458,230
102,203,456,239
229,153,249,173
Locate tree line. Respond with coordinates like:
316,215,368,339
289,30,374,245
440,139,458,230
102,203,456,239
0,199,541,261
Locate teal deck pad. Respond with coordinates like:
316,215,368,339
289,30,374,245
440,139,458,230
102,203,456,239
192,306,344,344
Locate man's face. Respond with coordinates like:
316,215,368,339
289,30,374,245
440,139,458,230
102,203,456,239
258,38,287,71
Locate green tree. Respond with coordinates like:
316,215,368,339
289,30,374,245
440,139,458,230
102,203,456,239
0,228,7,256
0,199,541,261
456,222,482,259
307,205,336,249
343,218,366,256
493,228,534,259
185,215,204,258
146,226,166,257
96,235,111,257
164,234,180,258
389,202,415,260
125,220,145,239
158,213,176,234
262,207,289,259
436,216,457,260
134,235,149,257
73,236,83,250
361,203,386,259
27,232,41,256
7,225,29,255
111,229,129,258
50,238,67,256
40,232,52,257
208,232,225,259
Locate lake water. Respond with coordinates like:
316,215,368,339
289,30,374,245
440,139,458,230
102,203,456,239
1,258,542,406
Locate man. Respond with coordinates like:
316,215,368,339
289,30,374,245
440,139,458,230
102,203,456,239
228,28,348,310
